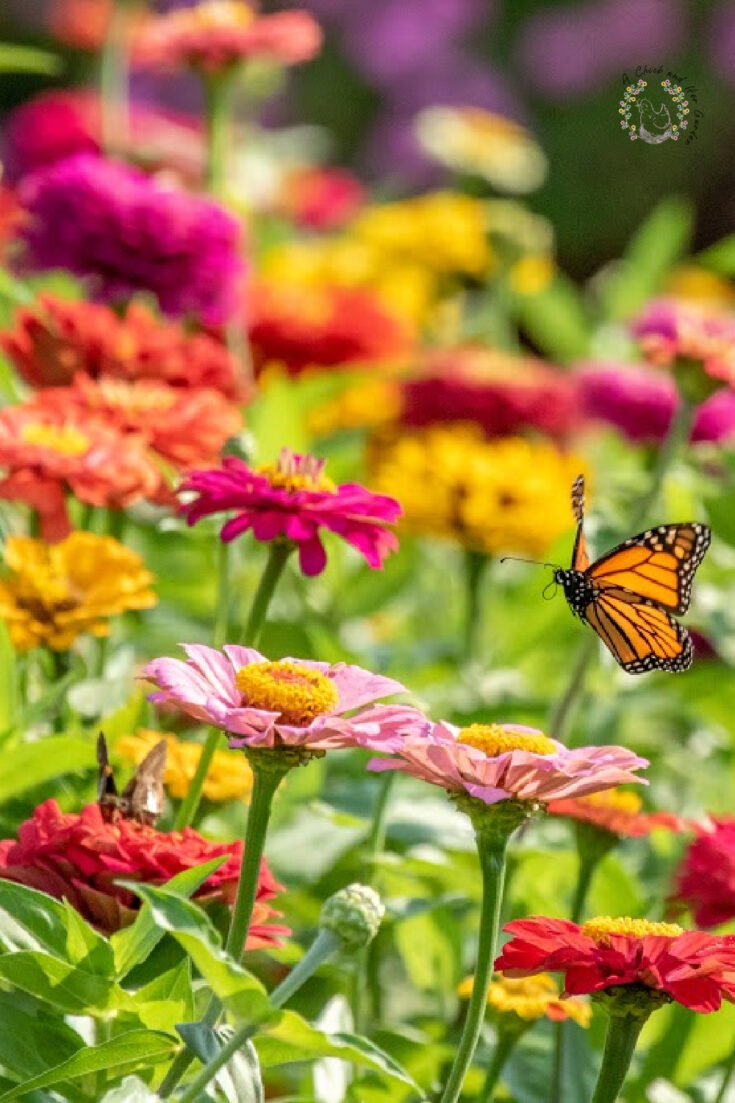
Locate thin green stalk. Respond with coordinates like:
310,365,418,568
106,508,126,543
213,538,231,648
462,550,491,663
714,1043,735,1103
439,831,510,1103
173,728,221,831
100,0,132,154
177,928,340,1103
243,543,293,646
547,397,695,743
590,1013,648,1103
204,73,234,198
478,1028,523,1103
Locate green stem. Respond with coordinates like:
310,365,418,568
478,1028,522,1103
462,550,491,663
213,538,231,648
714,1043,735,1103
100,0,132,155
106,508,126,543
243,543,293,647
173,727,221,831
204,72,235,198
590,1013,647,1103
438,830,510,1103
176,928,341,1103
548,397,695,743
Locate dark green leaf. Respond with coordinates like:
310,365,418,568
0,736,94,805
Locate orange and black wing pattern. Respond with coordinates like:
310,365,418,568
583,587,693,674
570,474,590,572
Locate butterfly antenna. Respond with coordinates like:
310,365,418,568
500,556,560,570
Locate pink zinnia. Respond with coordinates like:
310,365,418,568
633,299,735,388
368,722,648,806
577,362,735,445
180,447,401,576
672,818,735,929
142,644,428,752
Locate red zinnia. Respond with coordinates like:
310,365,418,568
0,798,288,946
672,818,735,928
495,916,735,1013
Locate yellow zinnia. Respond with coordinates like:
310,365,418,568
457,973,591,1027
0,531,156,651
117,730,254,803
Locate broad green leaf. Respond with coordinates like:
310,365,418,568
0,735,94,805
0,951,122,1013
0,991,83,1079
256,1010,421,1090
0,880,112,974
597,196,693,321
111,857,228,978
122,883,274,1025
0,621,16,731
0,1030,176,1101
130,958,194,1033
0,43,63,75
695,234,735,275
511,271,590,362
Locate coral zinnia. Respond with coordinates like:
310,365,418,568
0,403,160,541
368,722,647,806
36,375,242,475
135,1,322,74
672,818,735,928
495,916,735,1013
457,972,591,1026
0,798,287,945
19,154,243,324
368,425,584,559
117,729,254,803
277,166,365,232
180,447,401,576
2,296,246,399
142,644,427,752
0,532,155,652
248,282,410,376
633,299,735,392
548,788,690,838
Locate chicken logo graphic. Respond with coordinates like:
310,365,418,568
619,78,690,143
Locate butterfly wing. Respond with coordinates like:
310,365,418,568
583,587,693,673
585,523,710,614
96,732,119,821
570,474,590,571
120,740,167,826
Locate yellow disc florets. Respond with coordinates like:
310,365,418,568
581,917,684,945
457,723,556,757
259,447,336,494
20,422,89,455
235,660,339,726
579,789,643,816
457,973,591,1026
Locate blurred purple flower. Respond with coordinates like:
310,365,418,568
578,362,735,444
710,2,735,85
18,154,243,324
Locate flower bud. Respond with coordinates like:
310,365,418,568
319,883,385,951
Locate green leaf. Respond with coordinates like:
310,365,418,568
0,951,121,1013
0,880,112,974
178,1024,264,1103
0,1030,176,1101
0,735,94,805
121,883,274,1026
597,196,694,321
511,272,591,362
247,375,312,462
256,1010,421,1090
111,857,228,978
0,991,83,1080
0,44,63,75
130,958,194,1033
695,234,735,276
0,621,17,731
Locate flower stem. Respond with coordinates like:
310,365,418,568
547,396,695,743
213,537,231,648
173,727,221,831
438,830,510,1103
100,0,133,155
478,1028,522,1103
590,1012,648,1103
714,1043,735,1103
243,543,294,647
176,928,341,1103
204,72,234,199
462,549,491,663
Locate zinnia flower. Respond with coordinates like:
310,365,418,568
0,403,161,541
0,532,156,652
117,730,254,803
277,166,365,232
180,447,401,576
633,299,735,392
36,375,242,475
495,916,735,1013
368,722,648,807
672,818,735,928
548,788,690,839
19,154,243,324
142,644,428,753
0,798,286,944
248,282,410,377
400,346,578,441
577,362,735,445
368,425,584,559
135,1,322,74
2,296,246,399
457,972,591,1026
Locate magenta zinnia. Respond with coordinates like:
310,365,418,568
180,447,401,576
142,644,428,752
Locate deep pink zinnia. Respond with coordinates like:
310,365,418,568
18,154,243,325
672,818,735,929
180,447,401,576
632,299,735,389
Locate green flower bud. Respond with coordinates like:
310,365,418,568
319,883,385,951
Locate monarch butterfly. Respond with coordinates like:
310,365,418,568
554,476,711,674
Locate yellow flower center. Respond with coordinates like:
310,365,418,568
20,422,89,455
457,723,556,757
95,379,177,413
258,447,336,494
190,1,255,30
578,789,643,816
581,917,684,945
234,660,339,726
